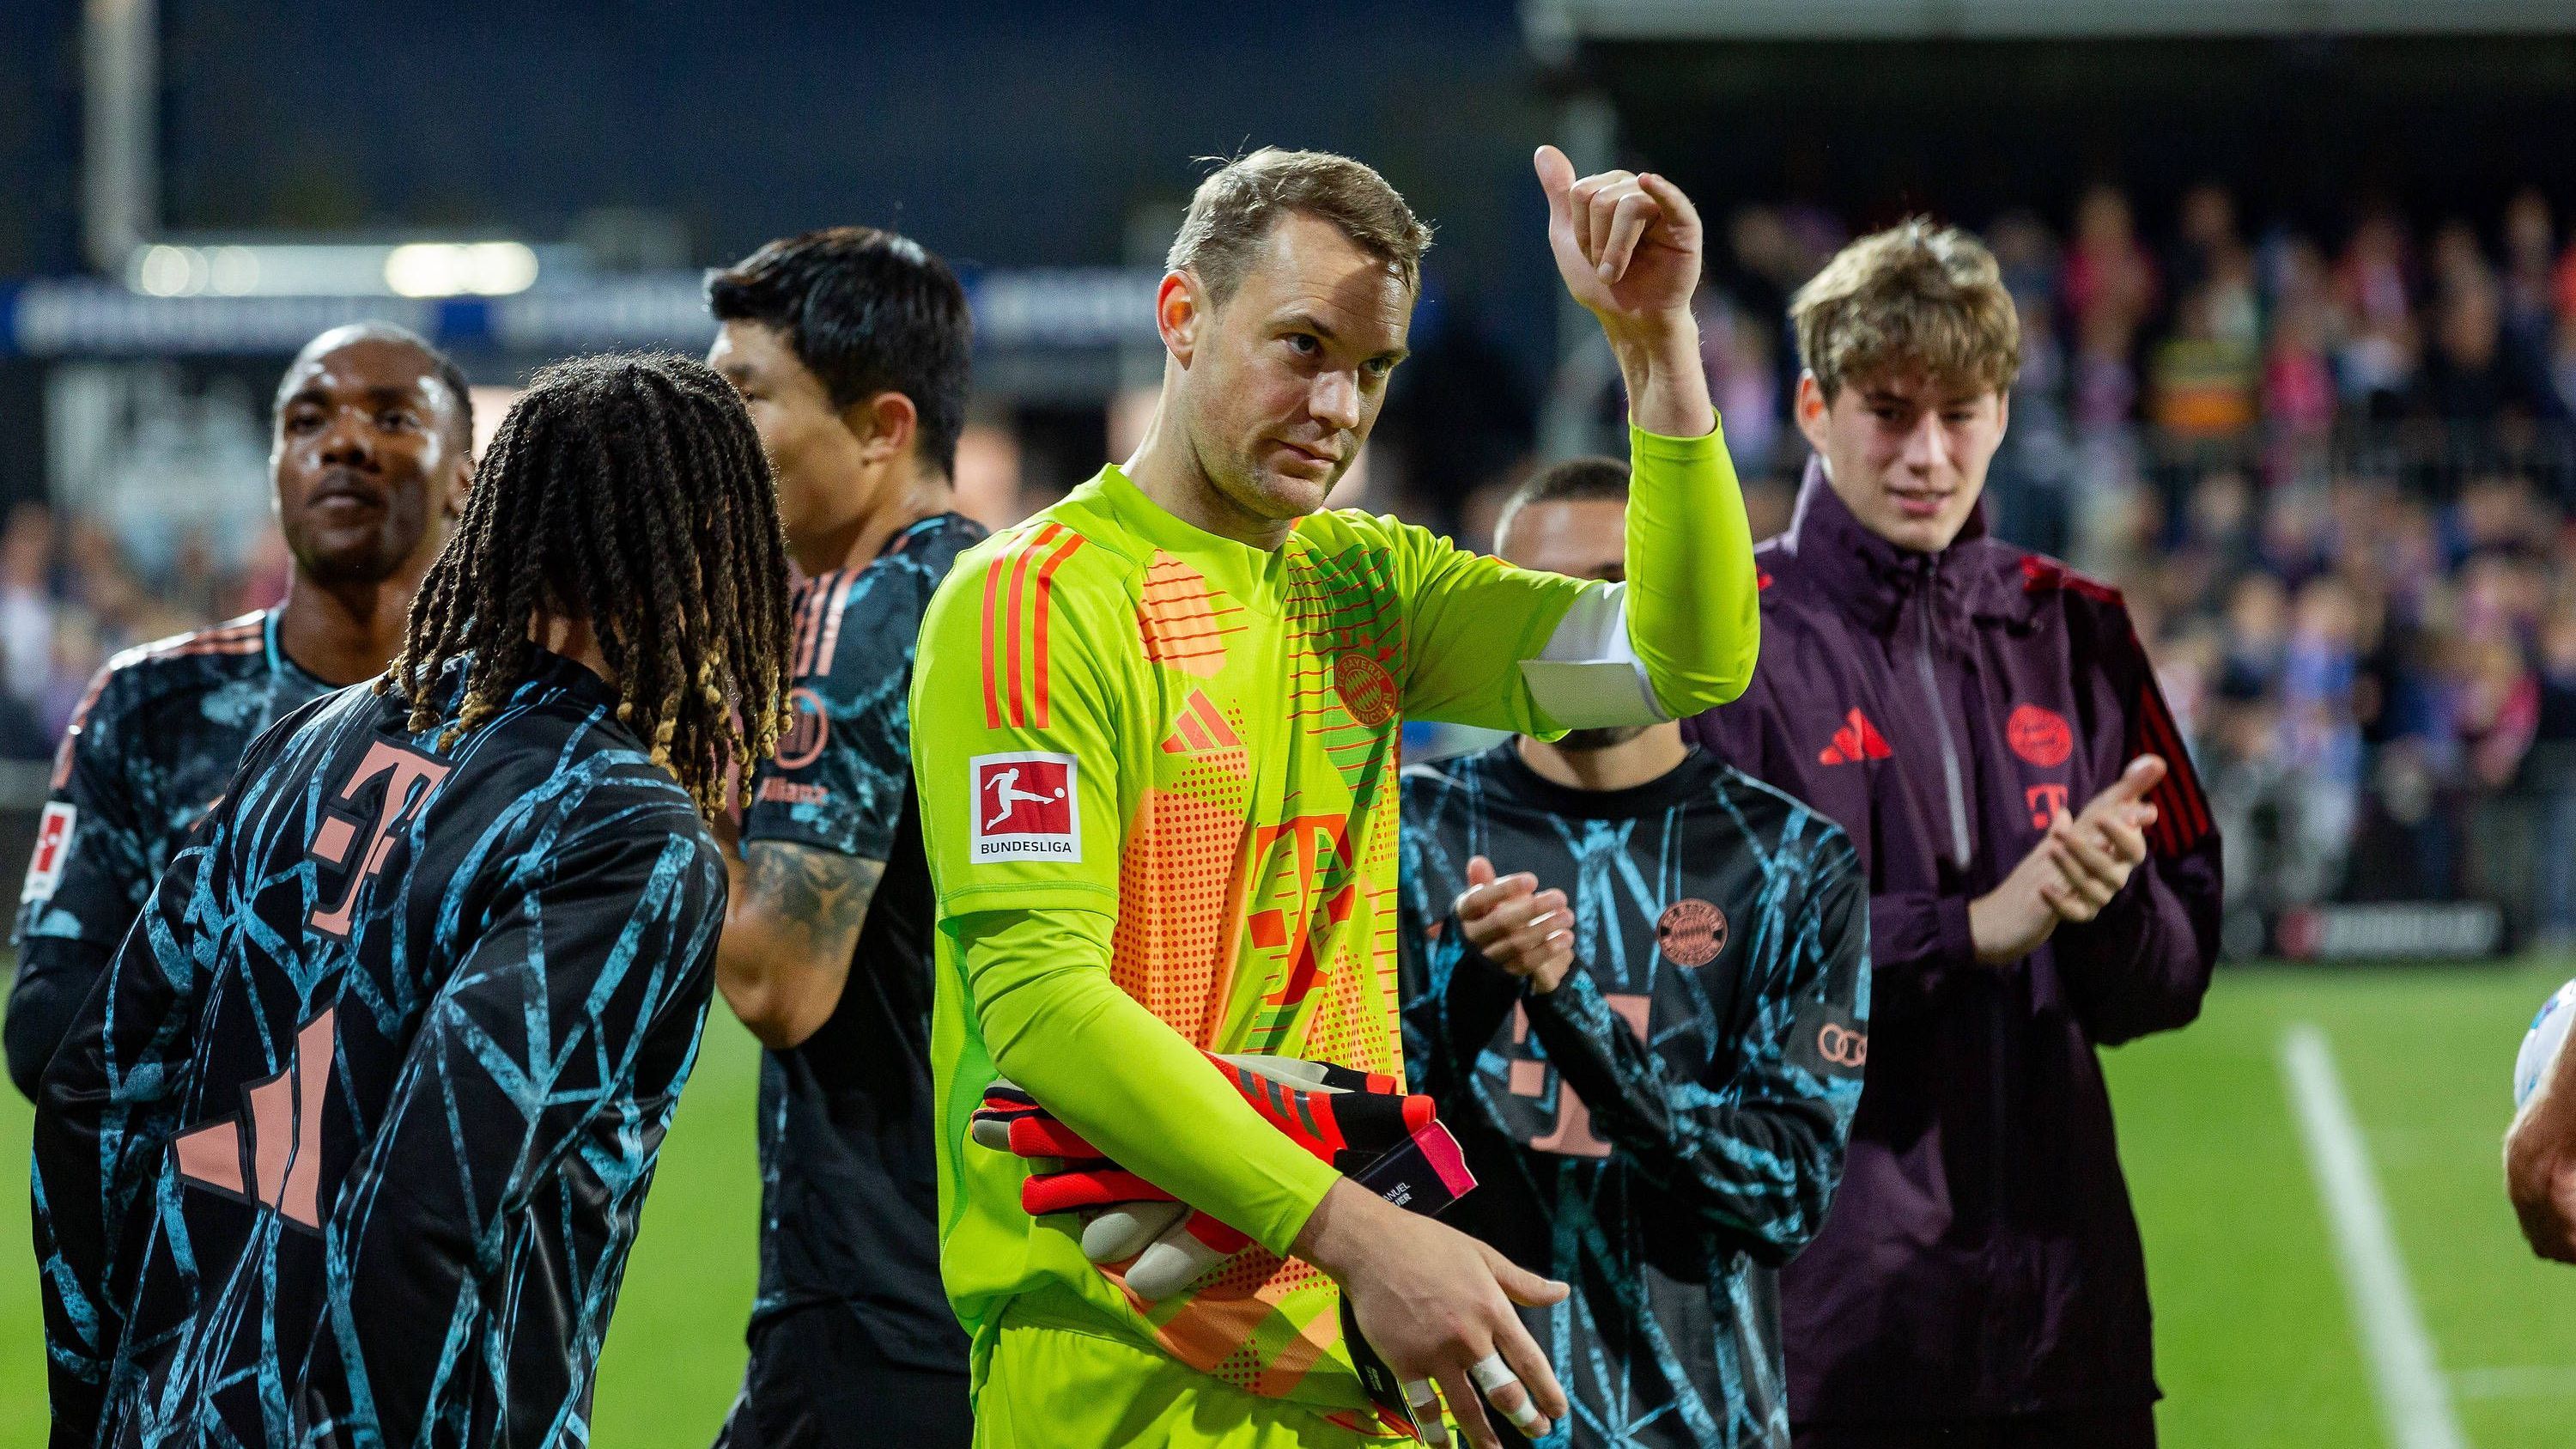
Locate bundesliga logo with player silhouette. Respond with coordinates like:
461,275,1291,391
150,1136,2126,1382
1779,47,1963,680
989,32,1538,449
969,752,1079,861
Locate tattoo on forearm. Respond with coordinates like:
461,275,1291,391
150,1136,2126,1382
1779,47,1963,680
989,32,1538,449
745,842,883,958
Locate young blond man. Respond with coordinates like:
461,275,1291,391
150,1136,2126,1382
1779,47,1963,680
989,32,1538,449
1686,223,2222,1448
909,147,1760,1448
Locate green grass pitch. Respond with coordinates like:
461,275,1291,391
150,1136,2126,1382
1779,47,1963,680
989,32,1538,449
5,959,2573,1446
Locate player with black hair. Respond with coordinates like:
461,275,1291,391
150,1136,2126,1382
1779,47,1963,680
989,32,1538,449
30,351,793,1449
9,321,473,1100
704,227,986,1446
1402,458,1868,1448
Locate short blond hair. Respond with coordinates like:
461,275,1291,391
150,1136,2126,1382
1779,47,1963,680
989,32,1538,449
1167,148,1432,306
1790,220,2020,399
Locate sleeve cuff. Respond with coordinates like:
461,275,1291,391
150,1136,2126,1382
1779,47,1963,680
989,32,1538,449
1267,1150,1351,1259
1935,892,1977,970
1630,420,1724,455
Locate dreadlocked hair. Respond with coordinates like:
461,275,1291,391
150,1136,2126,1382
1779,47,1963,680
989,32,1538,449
379,351,794,818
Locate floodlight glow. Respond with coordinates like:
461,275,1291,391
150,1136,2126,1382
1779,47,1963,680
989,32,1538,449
385,242,539,297
134,243,203,296
205,246,261,295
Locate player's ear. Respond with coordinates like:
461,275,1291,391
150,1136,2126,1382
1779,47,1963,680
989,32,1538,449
1157,271,1201,368
1792,372,1832,455
444,455,473,521
846,390,920,464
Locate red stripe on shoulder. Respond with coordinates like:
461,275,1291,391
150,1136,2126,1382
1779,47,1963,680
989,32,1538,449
2020,555,2124,606
1028,531,1086,728
978,550,1010,728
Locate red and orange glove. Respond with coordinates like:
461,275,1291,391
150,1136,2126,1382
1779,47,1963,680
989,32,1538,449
970,1051,1435,1299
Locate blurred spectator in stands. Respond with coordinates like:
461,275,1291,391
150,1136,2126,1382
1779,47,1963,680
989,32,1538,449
2065,183,2158,346
1742,473,1796,544
2152,283,2261,439
2503,190,2558,347
2336,211,2419,418
2263,244,2340,453
1698,289,1781,470
164,527,231,624
0,504,55,710
2201,661,2287,916
231,530,293,616
2530,610,2576,947
0,681,50,760
1986,210,2076,553
2221,570,2291,687
39,613,102,740
2417,278,2564,423
2278,575,2366,902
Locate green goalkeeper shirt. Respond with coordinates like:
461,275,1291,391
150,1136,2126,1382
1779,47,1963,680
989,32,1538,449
912,425,1754,1428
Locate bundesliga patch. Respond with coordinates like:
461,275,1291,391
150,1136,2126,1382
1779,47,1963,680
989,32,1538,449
20,801,75,902
970,752,1079,862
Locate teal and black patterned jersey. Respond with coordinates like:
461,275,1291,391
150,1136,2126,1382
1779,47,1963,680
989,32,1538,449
1398,745,1869,1449
31,647,724,1449
7,611,333,1099
741,511,981,1367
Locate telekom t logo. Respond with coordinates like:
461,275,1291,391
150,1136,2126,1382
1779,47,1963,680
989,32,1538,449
308,741,450,937
1509,994,1651,1159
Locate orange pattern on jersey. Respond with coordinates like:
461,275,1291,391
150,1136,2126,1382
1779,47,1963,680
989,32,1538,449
1137,554,1242,678
1133,1252,1337,1400
1109,784,1249,1044
1297,919,1400,1075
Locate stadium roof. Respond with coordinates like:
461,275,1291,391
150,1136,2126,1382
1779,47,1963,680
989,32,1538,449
1524,0,2576,42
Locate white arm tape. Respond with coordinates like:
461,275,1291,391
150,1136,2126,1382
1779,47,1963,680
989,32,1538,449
1516,582,1669,729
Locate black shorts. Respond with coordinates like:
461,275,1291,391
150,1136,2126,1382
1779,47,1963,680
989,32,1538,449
1792,1408,2157,1449
714,1306,972,1449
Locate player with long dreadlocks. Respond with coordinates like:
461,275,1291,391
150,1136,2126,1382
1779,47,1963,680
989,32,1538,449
28,351,795,1449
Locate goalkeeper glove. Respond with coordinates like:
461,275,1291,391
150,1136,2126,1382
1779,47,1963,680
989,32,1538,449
969,1051,1435,1299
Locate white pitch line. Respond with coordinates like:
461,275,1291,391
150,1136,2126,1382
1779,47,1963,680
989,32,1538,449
2281,1023,2470,1449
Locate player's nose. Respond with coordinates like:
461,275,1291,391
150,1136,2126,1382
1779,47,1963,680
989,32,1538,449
1309,369,1362,432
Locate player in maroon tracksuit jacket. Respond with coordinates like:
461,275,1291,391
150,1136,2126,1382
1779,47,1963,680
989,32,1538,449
1686,222,2221,1448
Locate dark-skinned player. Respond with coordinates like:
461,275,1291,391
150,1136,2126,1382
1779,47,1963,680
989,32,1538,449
8,322,473,1100
30,352,795,1448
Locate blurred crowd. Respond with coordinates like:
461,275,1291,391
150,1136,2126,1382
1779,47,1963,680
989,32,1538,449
15,179,2576,946
1532,180,2576,947
0,502,292,765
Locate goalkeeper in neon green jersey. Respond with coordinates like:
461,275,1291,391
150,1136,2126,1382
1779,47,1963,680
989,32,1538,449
911,144,1758,1449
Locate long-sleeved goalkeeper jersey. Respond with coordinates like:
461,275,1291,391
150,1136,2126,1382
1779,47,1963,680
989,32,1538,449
911,424,1758,1434
1398,743,1869,1448
30,647,725,1449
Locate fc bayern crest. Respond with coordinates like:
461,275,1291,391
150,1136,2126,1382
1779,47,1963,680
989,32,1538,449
2006,703,2073,768
1334,650,1398,728
1656,898,1728,967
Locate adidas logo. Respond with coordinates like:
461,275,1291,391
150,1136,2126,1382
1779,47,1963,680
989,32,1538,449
172,1007,336,1231
1159,689,1243,758
1818,708,1893,766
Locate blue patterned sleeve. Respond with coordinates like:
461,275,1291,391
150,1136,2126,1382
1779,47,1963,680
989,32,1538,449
9,670,155,1099
740,570,924,862
1522,834,1871,1263
29,831,218,1440
307,789,721,1442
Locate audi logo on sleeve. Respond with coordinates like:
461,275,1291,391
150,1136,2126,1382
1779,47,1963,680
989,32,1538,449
970,752,1080,861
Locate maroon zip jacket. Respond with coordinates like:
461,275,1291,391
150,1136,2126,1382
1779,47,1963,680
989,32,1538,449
1684,462,2221,1425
